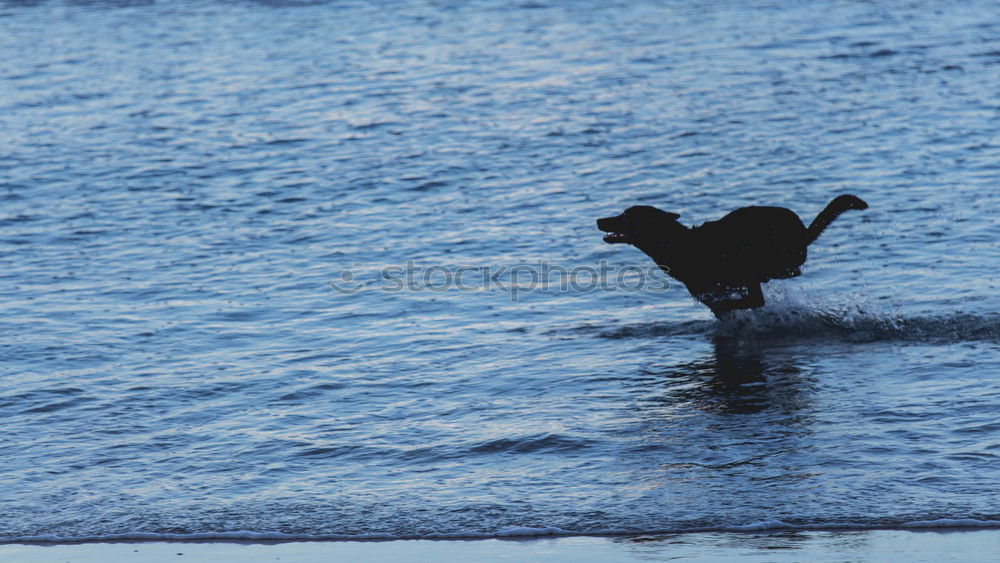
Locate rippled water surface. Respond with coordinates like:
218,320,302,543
1,0,998,541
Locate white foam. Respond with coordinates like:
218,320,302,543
7,519,1000,544
900,518,1000,529
495,526,575,537
725,518,1000,532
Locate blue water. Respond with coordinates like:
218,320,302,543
1,0,999,542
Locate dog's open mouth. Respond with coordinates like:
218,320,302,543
597,216,631,244
602,232,630,244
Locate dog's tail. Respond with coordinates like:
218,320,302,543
805,194,869,245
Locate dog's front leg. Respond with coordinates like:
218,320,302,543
706,283,765,318
742,283,764,309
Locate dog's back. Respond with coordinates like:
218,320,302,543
691,206,808,283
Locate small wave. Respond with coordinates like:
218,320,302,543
589,286,1000,344
715,310,1000,344
593,311,1000,344
598,319,716,340
468,433,596,455
7,519,1000,544
410,180,448,192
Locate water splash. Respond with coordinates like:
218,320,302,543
594,285,999,344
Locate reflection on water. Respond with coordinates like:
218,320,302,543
637,335,811,416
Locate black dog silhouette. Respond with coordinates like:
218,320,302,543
597,195,869,317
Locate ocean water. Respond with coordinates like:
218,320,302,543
1,0,999,543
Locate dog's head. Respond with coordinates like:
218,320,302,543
597,205,684,246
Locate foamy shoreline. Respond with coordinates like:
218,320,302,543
3,529,999,562
7,517,1000,544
